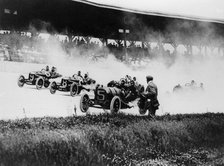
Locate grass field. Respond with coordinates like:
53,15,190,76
0,113,224,166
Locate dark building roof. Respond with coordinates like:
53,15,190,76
0,0,224,46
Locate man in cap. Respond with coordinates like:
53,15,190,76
50,66,57,77
141,75,160,116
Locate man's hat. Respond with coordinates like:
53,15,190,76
146,75,153,81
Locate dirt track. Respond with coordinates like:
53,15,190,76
1,55,224,119
0,70,222,120
0,71,144,119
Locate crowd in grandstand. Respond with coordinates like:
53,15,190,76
0,30,196,65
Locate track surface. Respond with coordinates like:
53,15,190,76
0,72,142,120
0,70,222,120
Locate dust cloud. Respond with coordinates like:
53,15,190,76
38,33,224,115
2,20,223,115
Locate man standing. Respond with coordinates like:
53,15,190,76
142,75,160,116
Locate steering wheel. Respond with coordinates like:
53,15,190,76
41,69,46,73
120,78,126,83
72,74,78,79
45,71,51,77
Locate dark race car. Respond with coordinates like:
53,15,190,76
49,74,95,96
79,82,144,114
17,69,62,90
107,78,144,98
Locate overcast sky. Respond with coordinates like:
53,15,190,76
88,0,224,21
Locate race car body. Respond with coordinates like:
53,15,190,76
49,74,95,96
79,84,142,114
17,69,62,90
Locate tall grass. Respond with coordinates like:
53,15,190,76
0,113,224,165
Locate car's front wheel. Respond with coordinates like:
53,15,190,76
50,81,57,94
110,96,121,114
70,83,79,97
18,75,25,87
80,93,90,113
36,77,44,90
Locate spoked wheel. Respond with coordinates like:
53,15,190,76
18,75,25,87
50,81,57,94
138,100,147,115
110,96,121,114
36,77,44,90
70,83,79,97
80,93,90,113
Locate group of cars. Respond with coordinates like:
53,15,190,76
173,80,204,93
17,66,95,96
17,67,155,115
17,66,204,115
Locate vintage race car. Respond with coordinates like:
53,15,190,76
173,82,204,94
107,78,144,96
49,74,95,96
79,83,143,114
17,69,62,90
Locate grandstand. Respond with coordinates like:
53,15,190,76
0,0,224,63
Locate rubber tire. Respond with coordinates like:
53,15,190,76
70,83,79,97
92,79,96,84
80,93,90,113
50,81,57,94
137,100,147,115
18,75,25,87
36,77,44,90
139,108,147,115
110,96,121,114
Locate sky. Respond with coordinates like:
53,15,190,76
87,0,224,21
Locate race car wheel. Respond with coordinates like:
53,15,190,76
18,75,25,87
36,77,44,90
110,96,121,114
50,81,57,94
80,93,90,113
44,80,50,88
138,85,145,93
70,83,79,97
138,100,147,115
139,108,147,115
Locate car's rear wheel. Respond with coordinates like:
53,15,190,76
18,75,25,87
110,96,121,114
70,83,79,96
50,81,57,94
80,93,90,113
139,108,147,115
36,77,44,90
138,100,147,115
